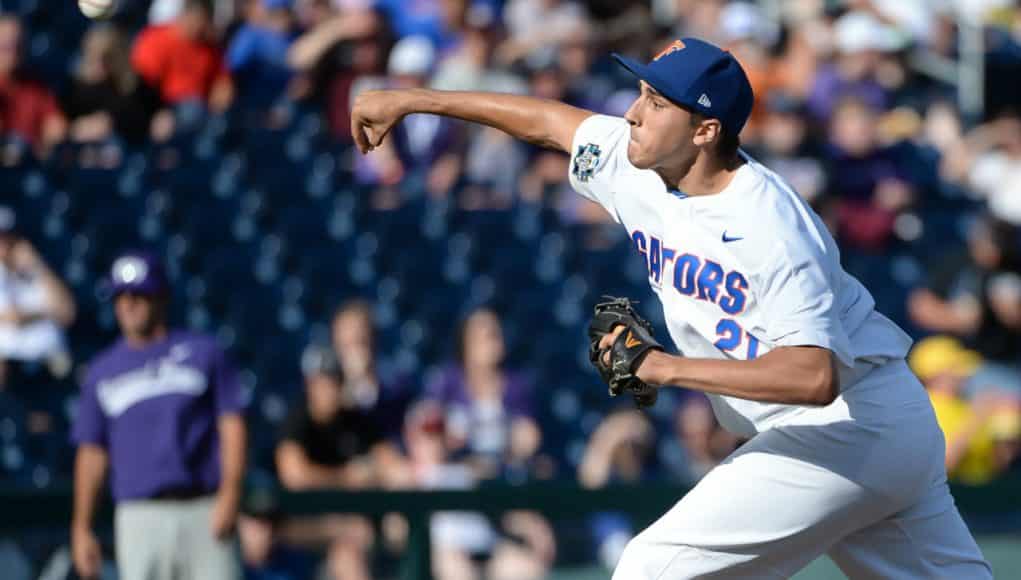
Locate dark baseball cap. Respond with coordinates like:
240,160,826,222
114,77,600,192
612,37,755,135
108,251,169,296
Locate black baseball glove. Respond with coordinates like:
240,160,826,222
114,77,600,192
587,297,663,408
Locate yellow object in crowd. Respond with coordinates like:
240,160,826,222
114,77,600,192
908,336,982,382
927,391,998,486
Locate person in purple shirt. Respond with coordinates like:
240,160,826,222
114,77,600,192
805,11,893,123
425,306,543,482
822,96,920,251
71,251,247,580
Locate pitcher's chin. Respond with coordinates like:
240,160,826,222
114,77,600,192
627,142,651,169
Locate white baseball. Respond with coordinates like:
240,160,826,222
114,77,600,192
78,0,118,19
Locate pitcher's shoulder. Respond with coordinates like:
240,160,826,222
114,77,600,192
746,168,834,260
715,179,819,267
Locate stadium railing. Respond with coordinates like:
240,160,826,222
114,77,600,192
2,479,1020,580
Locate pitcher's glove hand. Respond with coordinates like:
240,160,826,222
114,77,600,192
588,297,663,408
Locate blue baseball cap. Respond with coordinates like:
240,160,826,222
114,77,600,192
612,38,754,135
109,251,169,296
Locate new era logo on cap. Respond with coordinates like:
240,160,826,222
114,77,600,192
698,93,712,108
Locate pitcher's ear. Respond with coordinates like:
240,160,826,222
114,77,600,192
692,118,722,148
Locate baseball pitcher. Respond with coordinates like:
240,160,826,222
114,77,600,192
350,37,991,578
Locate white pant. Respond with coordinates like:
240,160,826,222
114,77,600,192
614,361,992,579
115,496,241,580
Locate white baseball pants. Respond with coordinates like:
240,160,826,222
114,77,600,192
613,361,992,579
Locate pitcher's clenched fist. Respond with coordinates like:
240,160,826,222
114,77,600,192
350,89,419,154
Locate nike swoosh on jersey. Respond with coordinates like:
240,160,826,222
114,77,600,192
722,231,744,243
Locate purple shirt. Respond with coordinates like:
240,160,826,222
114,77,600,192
72,330,244,501
807,65,888,121
425,365,535,458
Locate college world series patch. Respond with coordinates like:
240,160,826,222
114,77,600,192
572,143,601,182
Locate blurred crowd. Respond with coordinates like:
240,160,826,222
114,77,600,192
2,0,1021,578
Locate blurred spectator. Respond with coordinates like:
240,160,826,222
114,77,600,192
375,0,469,51
498,0,588,66
578,409,655,570
908,214,1021,397
807,10,900,121
667,0,726,43
431,4,510,92
0,208,75,375
747,91,827,207
275,344,393,580
276,344,390,489
579,409,655,490
238,511,317,580
944,114,1021,225
286,6,382,139
922,99,966,159
909,336,1021,485
579,399,741,568
516,62,574,207
62,24,158,145
149,0,235,29
330,299,414,442
483,510,556,580
658,395,740,486
226,0,298,112
557,27,611,111
461,124,529,205
766,13,823,100
397,399,555,580
717,1,780,139
823,96,920,250
425,307,543,482
399,399,497,578
131,0,233,112
439,19,530,207
149,0,185,25
0,15,66,155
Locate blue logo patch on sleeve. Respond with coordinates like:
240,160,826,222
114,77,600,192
572,143,601,183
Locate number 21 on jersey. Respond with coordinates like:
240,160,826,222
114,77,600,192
714,318,760,360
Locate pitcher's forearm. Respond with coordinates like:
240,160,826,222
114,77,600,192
641,347,838,406
406,89,592,152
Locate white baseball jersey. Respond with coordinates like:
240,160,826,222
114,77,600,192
568,115,914,437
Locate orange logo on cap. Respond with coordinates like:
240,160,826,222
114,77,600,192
654,40,686,61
